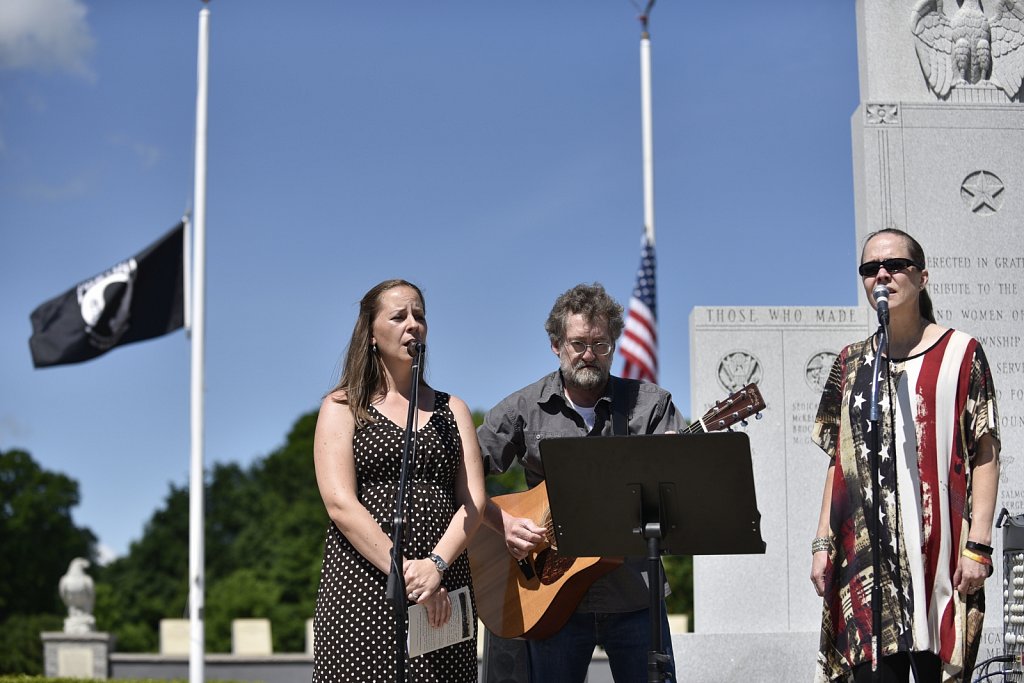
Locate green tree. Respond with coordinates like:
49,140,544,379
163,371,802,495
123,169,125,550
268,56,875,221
95,410,326,654
0,449,97,673
0,613,62,675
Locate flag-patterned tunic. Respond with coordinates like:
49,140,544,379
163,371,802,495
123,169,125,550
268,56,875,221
811,329,999,682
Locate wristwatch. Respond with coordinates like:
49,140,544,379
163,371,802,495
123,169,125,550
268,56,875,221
427,552,449,575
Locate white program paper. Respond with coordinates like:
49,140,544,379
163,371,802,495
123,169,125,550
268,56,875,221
407,585,475,658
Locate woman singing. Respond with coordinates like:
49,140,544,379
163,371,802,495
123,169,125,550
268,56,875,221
809,230,1000,682
312,279,486,682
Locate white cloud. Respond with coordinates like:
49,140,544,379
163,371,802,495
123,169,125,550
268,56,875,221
108,133,162,168
96,543,120,566
0,0,95,79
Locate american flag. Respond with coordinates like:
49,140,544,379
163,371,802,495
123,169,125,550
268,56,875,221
619,234,657,383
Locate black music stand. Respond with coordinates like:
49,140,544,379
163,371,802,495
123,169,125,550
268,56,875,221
540,432,766,683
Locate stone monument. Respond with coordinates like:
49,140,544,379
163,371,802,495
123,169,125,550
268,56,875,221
680,306,870,681
42,557,114,679
680,1,1022,679
854,0,1023,663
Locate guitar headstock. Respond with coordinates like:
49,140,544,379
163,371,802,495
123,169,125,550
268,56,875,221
696,383,766,434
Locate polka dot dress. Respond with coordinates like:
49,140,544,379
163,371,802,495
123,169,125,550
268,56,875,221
312,392,477,682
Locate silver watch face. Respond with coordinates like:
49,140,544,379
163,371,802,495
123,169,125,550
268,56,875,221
430,553,448,572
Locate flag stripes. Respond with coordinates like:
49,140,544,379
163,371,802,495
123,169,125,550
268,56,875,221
619,235,658,383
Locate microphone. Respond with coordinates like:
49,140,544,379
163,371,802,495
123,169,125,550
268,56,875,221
406,340,425,357
872,284,890,325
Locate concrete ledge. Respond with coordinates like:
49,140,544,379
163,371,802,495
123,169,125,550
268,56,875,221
671,631,819,683
110,653,312,682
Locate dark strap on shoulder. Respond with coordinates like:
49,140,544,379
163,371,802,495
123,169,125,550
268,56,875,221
610,378,630,436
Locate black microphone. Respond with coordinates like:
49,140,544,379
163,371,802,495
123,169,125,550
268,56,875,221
872,284,890,325
406,340,425,357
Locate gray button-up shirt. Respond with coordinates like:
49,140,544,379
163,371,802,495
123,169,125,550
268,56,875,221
477,370,684,614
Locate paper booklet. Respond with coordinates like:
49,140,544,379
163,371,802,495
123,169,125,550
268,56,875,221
407,585,475,658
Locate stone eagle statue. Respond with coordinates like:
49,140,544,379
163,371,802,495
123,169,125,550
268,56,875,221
58,557,96,633
911,0,1024,99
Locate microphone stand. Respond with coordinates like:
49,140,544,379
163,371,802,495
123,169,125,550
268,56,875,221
867,320,888,682
385,342,425,683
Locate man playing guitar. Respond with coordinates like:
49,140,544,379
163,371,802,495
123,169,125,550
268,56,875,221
476,283,684,682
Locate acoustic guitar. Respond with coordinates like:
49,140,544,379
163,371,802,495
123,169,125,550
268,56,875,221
468,382,766,640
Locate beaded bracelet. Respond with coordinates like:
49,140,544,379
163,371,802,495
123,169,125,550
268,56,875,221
965,540,994,556
811,537,831,554
962,548,992,566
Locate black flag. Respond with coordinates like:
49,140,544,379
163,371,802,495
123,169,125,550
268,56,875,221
29,223,185,368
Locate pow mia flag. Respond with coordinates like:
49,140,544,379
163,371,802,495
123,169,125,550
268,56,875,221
29,223,185,368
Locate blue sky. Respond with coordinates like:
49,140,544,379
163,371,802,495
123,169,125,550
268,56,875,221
0,0,861,561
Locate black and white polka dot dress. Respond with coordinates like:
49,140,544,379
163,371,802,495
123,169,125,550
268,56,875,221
312,392,477,682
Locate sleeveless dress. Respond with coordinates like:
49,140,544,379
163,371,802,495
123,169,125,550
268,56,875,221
312,391,478,682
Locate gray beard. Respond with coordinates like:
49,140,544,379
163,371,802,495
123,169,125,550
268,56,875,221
562,360,608,392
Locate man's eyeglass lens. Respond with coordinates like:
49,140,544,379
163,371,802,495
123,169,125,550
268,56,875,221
858,258,920,277
567,340,612,356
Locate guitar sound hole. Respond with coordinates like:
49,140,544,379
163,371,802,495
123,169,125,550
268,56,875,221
534,548,575,585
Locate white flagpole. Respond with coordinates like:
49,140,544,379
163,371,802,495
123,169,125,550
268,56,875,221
639,4,656,246
189,3,210,682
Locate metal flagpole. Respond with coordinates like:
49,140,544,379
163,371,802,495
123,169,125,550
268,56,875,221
639,0,656,246
189,3,210,682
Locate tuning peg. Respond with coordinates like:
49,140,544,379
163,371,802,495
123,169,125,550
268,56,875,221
741,419,749,427
755,412,763,420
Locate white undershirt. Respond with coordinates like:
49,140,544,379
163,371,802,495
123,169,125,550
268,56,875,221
564,391,596,432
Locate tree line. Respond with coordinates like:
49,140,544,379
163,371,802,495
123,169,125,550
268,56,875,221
0,410,691,673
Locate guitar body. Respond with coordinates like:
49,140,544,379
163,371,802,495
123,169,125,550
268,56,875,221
470,383,766,640
468,481,623,639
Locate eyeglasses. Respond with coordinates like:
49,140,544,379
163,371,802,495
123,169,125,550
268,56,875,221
565,340,613,356
858,258,923,277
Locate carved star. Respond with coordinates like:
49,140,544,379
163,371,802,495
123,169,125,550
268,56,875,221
962,171,1004,213
853,392,866,411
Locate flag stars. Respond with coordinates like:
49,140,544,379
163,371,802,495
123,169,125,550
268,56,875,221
853,393,866,411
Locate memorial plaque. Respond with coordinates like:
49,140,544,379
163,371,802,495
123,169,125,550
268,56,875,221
690,305,870,633
853,74,1024,632
57,647,93,678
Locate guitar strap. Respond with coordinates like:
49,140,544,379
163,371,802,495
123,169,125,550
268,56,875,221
609,377,632,437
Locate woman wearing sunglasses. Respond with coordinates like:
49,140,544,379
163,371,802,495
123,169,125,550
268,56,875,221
809,229,1000,682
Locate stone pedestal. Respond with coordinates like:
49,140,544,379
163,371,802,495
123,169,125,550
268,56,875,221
41,632,115,680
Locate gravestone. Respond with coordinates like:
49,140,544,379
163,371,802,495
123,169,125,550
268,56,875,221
159,619,189,656
231,618,272,655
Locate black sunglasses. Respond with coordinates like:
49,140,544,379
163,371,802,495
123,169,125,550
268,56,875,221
858,258,923,277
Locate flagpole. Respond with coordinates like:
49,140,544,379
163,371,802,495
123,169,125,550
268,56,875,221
189,3,210,682
639,2,656,246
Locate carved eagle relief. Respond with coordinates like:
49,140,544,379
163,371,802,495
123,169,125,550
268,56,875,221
911,0,1024,99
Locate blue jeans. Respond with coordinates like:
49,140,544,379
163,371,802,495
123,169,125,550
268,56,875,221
526,608,676,683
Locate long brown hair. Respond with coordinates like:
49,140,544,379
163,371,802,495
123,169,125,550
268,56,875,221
861,228,936,324
331,279,426,427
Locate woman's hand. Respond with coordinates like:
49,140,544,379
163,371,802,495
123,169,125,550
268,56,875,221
420,587,452,628
953,554,989,597
810,550,828,597
403,557,442,603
